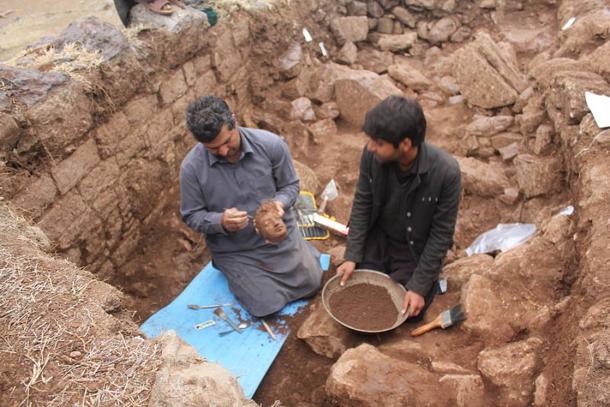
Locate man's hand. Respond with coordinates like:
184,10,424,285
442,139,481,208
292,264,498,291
222,208,249,232
402,291,425,317
336,261,356,286
273,200,285,217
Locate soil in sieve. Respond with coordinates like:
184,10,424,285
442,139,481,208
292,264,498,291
329,283,398,331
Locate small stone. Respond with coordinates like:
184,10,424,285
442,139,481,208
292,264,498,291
449,95,464,105
392,6,416,28
437,76,460,95
309,119,338,143
347,1,367,16
377,32,418,52
336,42,358,65
498,142,519,161
367,1,384,18
376,17,395,34
499,187,520,205
534,374,549,406
278,42,303,79
317,102,341,120
393,21,404,34
533,124,554,155
290,97,316,122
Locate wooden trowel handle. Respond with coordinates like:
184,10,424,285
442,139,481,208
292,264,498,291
410,318,442,337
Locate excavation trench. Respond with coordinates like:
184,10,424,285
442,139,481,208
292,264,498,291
2,0,609,405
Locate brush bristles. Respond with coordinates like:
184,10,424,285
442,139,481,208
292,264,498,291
441,304,466,328
449,304,466,322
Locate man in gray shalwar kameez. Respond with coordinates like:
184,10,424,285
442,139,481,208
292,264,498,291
180,95,323,317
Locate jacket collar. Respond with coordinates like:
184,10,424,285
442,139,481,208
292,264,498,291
415,142,430,175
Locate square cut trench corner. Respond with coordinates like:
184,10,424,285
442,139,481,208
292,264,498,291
140,254,331,398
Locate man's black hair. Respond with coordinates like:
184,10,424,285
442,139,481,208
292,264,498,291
186,95,236,143
362,95,427,147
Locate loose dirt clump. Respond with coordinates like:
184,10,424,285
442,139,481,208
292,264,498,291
329,283,398,331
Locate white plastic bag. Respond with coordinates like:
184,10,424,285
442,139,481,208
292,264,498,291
465,223,537,256
318,179,338,213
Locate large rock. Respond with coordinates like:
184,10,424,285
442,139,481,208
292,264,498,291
278,42,303,78
24,81,94,157
149,332,256,406
420,17,460,45
477,338,544,407
442,254,494,289
529,57,590,88
387,63,432,91
355,48,394,74
546,70,610,125
335,70,402,127
465,115,514,137
453,32,527,109
307,63,356,103
330,16,369,45
297,302,352,359
377,32,418,52
555,8,610,58
0,65,68,108
456,157,511,197
461,274,519,342
582,41,610,83
490,236,565,305
50,16,131,61
514,154,562,198
326,343,452,406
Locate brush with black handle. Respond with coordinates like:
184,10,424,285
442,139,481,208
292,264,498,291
410,304,466,337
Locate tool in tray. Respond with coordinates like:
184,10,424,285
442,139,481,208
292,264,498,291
295,191,329,240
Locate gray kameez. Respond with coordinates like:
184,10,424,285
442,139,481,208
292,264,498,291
180,127,322,316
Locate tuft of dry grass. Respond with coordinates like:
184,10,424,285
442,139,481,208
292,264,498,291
0,203,161,406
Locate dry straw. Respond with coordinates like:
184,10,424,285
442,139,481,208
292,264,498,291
0,204,160,406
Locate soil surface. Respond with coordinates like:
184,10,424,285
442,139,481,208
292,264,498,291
329,283,398,331
0,0,121,61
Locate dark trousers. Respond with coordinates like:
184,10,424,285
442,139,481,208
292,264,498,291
357,226,437,323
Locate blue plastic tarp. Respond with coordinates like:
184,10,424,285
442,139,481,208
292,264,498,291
140,254,330,398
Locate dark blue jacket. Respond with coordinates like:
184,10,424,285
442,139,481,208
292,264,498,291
345,142,461,296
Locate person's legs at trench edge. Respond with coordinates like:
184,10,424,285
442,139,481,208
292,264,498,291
357,227,437,323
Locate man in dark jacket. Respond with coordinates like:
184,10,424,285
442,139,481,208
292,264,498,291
337,96,461,321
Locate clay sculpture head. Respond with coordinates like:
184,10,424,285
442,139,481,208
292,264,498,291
255,201,287,244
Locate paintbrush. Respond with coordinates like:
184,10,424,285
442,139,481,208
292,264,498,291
410,304,466,337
